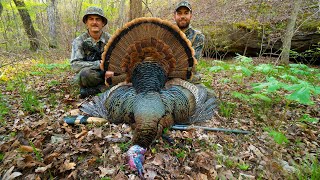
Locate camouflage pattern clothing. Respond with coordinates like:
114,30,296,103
70,31,111,87
182,26,205,61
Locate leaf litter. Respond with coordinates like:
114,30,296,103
0,54,319,179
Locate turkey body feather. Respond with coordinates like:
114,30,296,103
80,77,216,148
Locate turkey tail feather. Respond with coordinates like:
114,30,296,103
79,92,109,119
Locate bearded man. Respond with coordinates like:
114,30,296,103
174,1,205,61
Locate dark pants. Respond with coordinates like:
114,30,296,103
79,67,104,88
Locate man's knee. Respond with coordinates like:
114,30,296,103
79,68,104,87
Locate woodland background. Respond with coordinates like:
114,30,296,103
0,0,319,180
0,0,319,64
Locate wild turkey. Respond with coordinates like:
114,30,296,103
80,17,217,177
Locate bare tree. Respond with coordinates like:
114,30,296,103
13,0,39,51
280,0,302,64
129,0,142,21
47,0,58,48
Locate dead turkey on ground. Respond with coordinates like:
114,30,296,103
80,17,217,178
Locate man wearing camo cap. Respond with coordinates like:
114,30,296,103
174,0,205,61
174,0,205,83
70,6,111,98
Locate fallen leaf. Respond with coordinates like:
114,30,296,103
99,166,115,177
93,127,102,138
114,171,128,179
19,145,35,153
17,155,41,168
87,157,97,167
238,173,255,180
60,160,76,172
35,163,52,173
219,170,235,180
151,153,163,166
248,144,263,159
2,166,22,180
144,169,157,179
92,143,103,155
67,170,78,179
69,109,80,116
197,173,208,180
75,129,88,139
44,152,61,164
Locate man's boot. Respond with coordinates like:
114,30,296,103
80,87,101,99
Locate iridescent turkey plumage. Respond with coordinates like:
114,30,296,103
79,17,217,177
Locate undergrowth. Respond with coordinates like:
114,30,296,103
198,55,320,179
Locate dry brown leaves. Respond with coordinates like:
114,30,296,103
0,57,319,179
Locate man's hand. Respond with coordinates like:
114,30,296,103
105,71,114,87
105,71,114,79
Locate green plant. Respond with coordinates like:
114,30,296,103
238,162,250,170
252,76,284,93
119,165,125,171
77,156,84,161
29,140,43,162
255,64,278,75
0,94,9,125
163,127,169,134
283,80,320,105
100,177,111,180
10,132,16,137
48,93,58,107
48,80,60,87
300,114,318,124
21,90,42,113
265,128,289,145
295,155,320,180
252,77,320,105
175,150,186,159
96,158,103,163
36,63,69,71
225,158,235,168
0,152,4,161
151,148,157,154
219,102,236,119
119,141,131,152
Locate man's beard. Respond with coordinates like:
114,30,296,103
177,21,190,29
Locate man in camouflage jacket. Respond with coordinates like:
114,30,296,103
174,1,205,83
70,6,111,98
174,0,205,61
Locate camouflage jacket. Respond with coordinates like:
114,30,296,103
183,26,205,61
70,31,111,72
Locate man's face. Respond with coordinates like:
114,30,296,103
85,15,104,33
174,7,192,29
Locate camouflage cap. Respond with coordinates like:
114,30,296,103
82,6,108,26
175,1,192,12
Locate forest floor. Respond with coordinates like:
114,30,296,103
0,49,319,180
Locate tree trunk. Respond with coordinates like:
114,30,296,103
280,0,302,64
118,0,126,27
47,0,58,48
13,0,39,51
0,2,3,16
129,0,142,21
